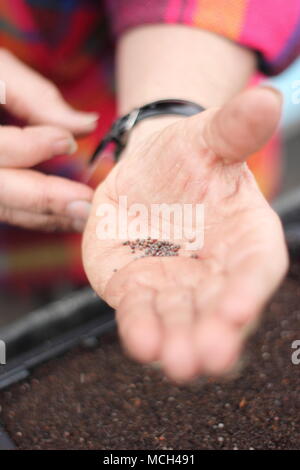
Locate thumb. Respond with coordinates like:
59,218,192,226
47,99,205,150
202,86,282,163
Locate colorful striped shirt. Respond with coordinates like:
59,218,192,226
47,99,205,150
0,0,298,290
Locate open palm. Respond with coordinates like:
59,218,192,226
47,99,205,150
83,88,288,381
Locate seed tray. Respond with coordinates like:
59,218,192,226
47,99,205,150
0,288,115,450
0,288,115,390
0,424,15,450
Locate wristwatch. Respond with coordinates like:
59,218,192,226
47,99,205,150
89,99,205,164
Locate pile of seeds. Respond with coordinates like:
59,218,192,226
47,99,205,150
123,238,181,258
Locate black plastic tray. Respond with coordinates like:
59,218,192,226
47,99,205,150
0,288,115,390
0,425,15,450
0,288,116,449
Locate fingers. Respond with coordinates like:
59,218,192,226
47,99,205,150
202,86,282,163
218,252,288,327
155,288,198,381
117,286,162,363
192,281,242,376
0,125,78,167
217,211,288,327
0,168,93,231
115,249,286,381
193,217,288,376
0,207,80,232
0,48,99,135
117,284,199,382
194,316,242,376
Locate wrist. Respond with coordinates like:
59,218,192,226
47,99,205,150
117,25,255,115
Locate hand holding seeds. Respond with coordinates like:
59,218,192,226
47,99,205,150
83,86,288,382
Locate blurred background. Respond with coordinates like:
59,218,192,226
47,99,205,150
273,56,300,193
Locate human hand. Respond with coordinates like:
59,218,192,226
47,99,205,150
83,87,288,381
0,48,98,231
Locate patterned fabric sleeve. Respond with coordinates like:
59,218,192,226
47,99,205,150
104,0,300,75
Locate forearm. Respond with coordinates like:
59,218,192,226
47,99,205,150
117,25,255,112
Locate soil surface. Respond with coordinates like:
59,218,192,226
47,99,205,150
1,263,300,450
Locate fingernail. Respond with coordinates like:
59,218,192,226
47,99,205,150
53,138,78,155
72,218,87,233
77,112,100,130
66,200,91,220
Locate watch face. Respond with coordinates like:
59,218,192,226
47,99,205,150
83,141,115,189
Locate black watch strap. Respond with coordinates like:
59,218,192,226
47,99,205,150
89,99,205,164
